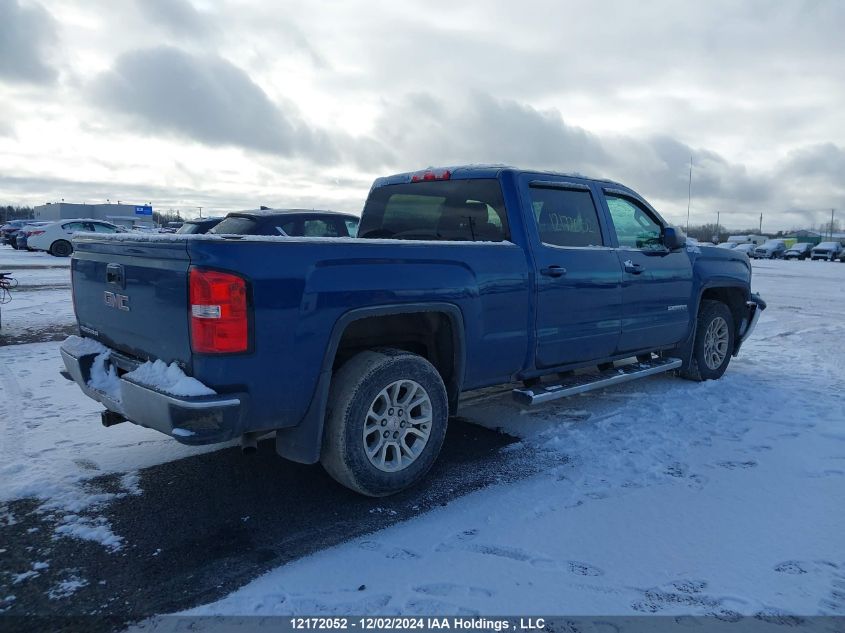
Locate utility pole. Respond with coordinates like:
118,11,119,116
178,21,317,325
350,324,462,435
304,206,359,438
198,206,203,219
715,211,720,243
759,213,763,234
831,208,835,239
686,155,692,233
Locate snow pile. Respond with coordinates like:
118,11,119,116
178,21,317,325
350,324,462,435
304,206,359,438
62,334,108,357
87,351,123,405
124,359,216,397
47,576,89,600
54,514,123,551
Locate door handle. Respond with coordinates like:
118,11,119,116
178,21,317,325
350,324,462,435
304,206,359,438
540,265,567,278
623,260,645,275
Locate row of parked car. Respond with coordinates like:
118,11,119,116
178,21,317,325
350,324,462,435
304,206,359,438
717,239,845,261
0,209,361,256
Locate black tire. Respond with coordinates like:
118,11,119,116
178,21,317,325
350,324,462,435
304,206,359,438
679,300,735,382
321,349,448,497
50,240,72,257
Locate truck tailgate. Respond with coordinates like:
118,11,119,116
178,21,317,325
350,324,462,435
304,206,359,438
71,236,193,365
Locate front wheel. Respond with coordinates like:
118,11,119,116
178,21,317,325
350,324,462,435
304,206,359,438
50,240,73,257
321,349,448,497
679,300,736,382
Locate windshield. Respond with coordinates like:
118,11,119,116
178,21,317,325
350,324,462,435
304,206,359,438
816,242,839,249
360,179,509,241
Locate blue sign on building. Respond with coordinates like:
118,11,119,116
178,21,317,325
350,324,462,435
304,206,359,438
134,205,153,216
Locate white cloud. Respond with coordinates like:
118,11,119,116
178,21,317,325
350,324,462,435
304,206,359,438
0,0,842,230
0,0,58,84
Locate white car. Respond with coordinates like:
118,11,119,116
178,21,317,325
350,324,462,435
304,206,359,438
27,219,127,257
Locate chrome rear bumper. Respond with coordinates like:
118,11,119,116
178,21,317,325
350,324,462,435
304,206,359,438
60,339,246,445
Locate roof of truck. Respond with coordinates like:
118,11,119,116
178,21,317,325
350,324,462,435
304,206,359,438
227,209,357,219
372,165,624,189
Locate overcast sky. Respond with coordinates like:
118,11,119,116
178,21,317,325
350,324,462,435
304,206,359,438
0,0,843,230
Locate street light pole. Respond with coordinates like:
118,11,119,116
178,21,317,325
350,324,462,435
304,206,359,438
686,156,692,233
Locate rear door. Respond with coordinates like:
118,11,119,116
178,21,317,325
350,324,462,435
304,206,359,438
521,176,623,368
600,189,693,352
71,237,193,365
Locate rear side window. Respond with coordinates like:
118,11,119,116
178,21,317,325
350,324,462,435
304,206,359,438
275,217,350,237
62,222,86,231
91,223,120,233
302,219,341,237
528,186,604,247
360,179,509,241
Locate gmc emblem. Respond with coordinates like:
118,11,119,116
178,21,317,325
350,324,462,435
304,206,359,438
103,291,130,312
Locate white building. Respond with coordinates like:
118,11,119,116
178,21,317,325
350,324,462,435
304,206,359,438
33,202,155,228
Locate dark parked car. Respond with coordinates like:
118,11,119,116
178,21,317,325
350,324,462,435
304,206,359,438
783,242,813,260
176,217,225,235
161,221,184,233
810,241,843,261
209,209,360,238
733,243,755,256
752,239,787,259
1,220,31,247
15,222,50,250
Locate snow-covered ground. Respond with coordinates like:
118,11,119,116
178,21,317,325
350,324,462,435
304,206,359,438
0,248,73,340
1,246,843,618
183,259,845,618
0,248,228,551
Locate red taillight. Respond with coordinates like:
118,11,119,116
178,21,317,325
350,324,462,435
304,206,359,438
30,230,45,236
189,268,249,354
411,169,451,182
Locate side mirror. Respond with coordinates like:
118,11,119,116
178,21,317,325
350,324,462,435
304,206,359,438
663,226,686,250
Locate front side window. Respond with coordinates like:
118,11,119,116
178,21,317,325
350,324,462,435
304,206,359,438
606,195,662,250
528,186,604,248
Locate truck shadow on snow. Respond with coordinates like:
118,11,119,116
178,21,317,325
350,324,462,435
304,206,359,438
1,418,555,632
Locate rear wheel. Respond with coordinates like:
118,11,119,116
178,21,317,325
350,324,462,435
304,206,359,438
50,240,72,257
679,300,735,382
321,349,448,496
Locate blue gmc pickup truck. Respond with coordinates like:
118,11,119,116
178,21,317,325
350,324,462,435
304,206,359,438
60,165,765,496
